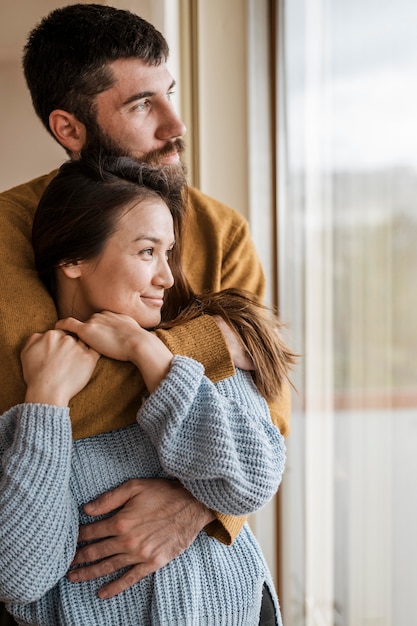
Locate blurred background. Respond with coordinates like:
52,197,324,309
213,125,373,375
1,1,416,624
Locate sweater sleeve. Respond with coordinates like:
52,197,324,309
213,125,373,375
138,356,286,517
0,404,78,604
204,382,291,544
0,178,235,440
154,315,235,383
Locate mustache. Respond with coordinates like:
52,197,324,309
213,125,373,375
144,138,185,166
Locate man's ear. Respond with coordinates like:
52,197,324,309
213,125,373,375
58,261,83,279
49,110,87,157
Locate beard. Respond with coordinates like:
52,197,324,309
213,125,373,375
81,117,187,178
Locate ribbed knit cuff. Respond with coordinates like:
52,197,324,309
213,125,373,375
155,315,235,383
204,512,247,545
267,381,291,438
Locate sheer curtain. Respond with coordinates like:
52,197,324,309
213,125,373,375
276,0,417,624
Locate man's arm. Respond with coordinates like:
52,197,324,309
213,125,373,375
0,177,290,596
67,479,215,599
0,177,238,435
0,178,246,597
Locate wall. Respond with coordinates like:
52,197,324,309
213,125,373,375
0,0,249,219
0,0,178,191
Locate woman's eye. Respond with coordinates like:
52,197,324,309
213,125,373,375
139,248,153,257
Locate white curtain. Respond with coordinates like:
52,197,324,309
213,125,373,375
276,0,417,624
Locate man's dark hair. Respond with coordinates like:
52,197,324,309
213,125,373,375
23,3,169,136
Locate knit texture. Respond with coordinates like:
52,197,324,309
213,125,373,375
0,357,284,625
0,171,291,545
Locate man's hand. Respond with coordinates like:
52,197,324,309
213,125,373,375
67,478,215,598
214,316,253,370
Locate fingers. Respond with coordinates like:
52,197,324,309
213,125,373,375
68,552,132,583
68,558,160,598
66,479,210,598
71,539,118,564
69,562,157,598
75,524,112,551
97,563,157,599
83,479,144,517
22,332,43,350
84,344,101,364
68,535,166,593
55,317,82,334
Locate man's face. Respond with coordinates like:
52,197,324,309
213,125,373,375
84,58,186,168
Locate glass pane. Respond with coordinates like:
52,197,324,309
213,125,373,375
277,0,417,624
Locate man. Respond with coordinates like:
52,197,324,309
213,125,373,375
0,4,290,621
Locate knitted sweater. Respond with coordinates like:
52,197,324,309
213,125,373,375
0,171,291,544
0,357,285,626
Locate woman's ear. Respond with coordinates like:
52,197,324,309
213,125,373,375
49,110,87,157
58,261,83,279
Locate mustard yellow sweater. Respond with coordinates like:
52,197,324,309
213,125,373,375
0,171,290,544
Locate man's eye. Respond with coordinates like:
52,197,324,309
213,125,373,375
133,100,149,111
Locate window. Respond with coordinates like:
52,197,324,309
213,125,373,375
276,0,417,624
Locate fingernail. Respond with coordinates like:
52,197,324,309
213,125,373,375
98,589,108,599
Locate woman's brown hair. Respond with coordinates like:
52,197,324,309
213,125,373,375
161,288,296,400
33,155,295,401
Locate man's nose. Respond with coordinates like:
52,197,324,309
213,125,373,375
156,104,186,140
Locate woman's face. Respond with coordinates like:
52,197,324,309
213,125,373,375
58,197,175,328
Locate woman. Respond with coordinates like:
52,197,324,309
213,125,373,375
0,156,293,625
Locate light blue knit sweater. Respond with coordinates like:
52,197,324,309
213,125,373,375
0,356,285,625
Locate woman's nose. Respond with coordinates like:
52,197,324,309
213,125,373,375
155,258,174,289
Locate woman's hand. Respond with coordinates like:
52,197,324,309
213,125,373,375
55,312,146,363
55,312,174,392
21,330,100,406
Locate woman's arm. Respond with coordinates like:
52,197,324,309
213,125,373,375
56,313,285,516
0,330,99,604
138,356,286,516
0,404,78,604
